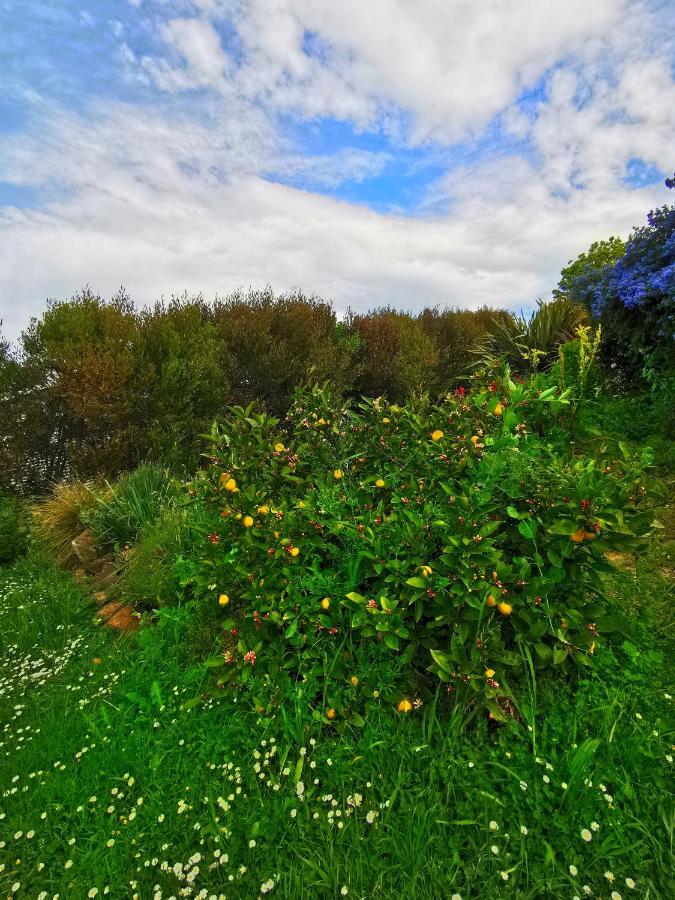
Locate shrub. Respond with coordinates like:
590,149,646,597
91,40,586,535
32,481,99,567
473,298,588,373
181,379,656,720
0,491,28,566
82,465,175,549
118,505,196,608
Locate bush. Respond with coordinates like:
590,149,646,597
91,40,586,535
0,491,27,566
473,298,588,373
82,465,175,549
118,505,196,608
180,379,656,720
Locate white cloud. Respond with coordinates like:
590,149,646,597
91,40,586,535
0,0,673,342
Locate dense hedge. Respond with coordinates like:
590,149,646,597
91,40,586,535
0,290,509,491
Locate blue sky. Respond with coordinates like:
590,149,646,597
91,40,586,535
0,0,673,339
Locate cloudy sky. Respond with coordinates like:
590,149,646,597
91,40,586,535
0,0,673,339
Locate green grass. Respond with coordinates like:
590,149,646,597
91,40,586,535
1,542,673,899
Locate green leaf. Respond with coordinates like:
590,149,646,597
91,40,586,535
406,577,427,589
518,520,537,540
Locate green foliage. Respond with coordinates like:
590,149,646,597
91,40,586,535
0,491,27,565
82,465,175,549
473,298,588,373
555,326,603,399
182,378,656,720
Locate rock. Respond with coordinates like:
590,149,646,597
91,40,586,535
71,530,98,571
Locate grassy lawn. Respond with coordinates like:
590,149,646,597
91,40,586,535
1,535,672,900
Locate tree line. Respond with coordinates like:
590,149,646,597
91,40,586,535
0,289,511,492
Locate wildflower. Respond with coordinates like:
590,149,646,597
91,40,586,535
249,839,257,848
396,698,413,713
289,546,300,557
591,821,600,831
491,845,499,855
500,871,509,881
452,895,462,900
350,676,359,686
494,403,504,416
341,887,349,896
580,829,592,842
365,810,377,824
604,871,615,883
375,479,385,488
274,442,285,452
520,825,528,835
261,878,275,893
489,820,499,830
485,669,496,678
582,886,592,895
625,878,636,889
543,775,550,784
218,594,229,607
569,865,578,876
244,650,256,666
611,893,622,900
431,430,444,441
326,707,337,720
333,469,343,480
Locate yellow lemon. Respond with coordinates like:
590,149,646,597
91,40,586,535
494,403,504,416
274,442,285,452
243,515,254,528
470,435,480,445
486,594,497,607
382,417,390,424
235,512,242,520
421,565,432,578
570,528,586,543
320,598,331,610
498,602,513,616
333,469,343,480
258,505,269,515
290,547,300,557
218,594,229,607
219,472,230,485
583,530,598,541
396,698,413,713
274,530,280,539
224,477,238,493
431,430,444,441
375,478,385,488
485,668,496,678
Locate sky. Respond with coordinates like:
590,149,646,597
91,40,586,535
0,0,673,341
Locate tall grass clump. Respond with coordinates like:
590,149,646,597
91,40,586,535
82,464,175,548
31,480,99,567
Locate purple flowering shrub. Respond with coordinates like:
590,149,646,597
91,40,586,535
559,203,675,383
